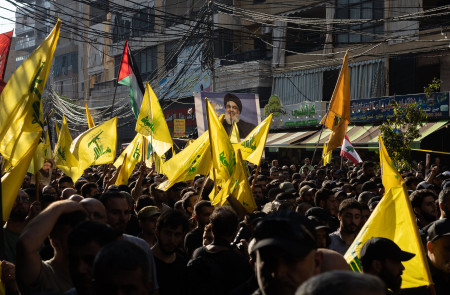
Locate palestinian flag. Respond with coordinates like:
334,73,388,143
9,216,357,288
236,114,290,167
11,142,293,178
117,41,145,118
340,135,362,164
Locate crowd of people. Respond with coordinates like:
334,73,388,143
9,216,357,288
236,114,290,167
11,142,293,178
1,154,450,295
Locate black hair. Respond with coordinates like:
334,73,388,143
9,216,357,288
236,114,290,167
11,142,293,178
314,188,333,206
210,207,238,238
68,221,120,248
81,182,98,198
94,240,151,283
136,195,155,213
100,191,125,209
194,200,213,216
58,176,74,185
438,188,450,206
49,210,87,241
338,199,362,216
409,189,437,209
156,209,189,233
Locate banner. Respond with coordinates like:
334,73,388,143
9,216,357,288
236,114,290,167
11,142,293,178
194,92,261,138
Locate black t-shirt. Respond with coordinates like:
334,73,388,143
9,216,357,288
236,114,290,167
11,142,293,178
126,214,141,236
184,227,204,259
187,246,254,295
154,253,187,295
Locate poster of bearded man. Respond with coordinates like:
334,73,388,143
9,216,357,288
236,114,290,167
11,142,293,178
194,92,260,139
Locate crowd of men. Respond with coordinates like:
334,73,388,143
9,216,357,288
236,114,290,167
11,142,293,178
1,154,450,295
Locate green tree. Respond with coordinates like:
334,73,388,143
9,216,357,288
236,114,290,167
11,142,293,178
379,102,427,172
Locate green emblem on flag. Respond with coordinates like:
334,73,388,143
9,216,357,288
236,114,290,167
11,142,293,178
132,143,141,159
242,136,256,151
219,149,236,176
88,131,112,161
346,146,355,153
58,146,66,161
30,62,45,127
140,116,160,134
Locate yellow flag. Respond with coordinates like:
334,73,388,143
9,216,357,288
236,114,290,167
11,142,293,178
344,134,433,289
28,128,52,174
114,133,145,184
322,51,350,153
54,116,81,181
206,98,236,188
55,121,60,138
230,122,240,144
234,114,272,165
1,136,40,221
322,142,332,166
43,128,52,160
136,83,173,156
158,131,211,191
379,134,403,190
0,21,61,166
115,153,129,185
211,149,257,213
85,101,95,129
70,117,117,171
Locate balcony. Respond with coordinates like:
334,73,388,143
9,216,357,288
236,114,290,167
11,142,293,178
15,38,36,50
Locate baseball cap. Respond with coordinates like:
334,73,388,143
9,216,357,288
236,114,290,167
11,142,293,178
279,182,296,193
360,237,415,263
252,211,317,258
137,206,161,220
426,218,450,242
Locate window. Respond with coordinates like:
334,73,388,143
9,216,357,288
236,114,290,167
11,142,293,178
134,46,157,79
165,41,179,72
335,0,384,45
113,13,131,43
90,0,109,26
133,7,155,37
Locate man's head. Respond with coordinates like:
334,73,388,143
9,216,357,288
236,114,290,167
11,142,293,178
410,189,438,225
224,93,242,124
61,187,77,200
138,206,160,236
80,198,107,224
252,185,264,203
296,270,386,295
360,237,415,292
58,176,74,195
9,190,30,222
210,207,239,242
438,188,450,218
362,162,375,178
193,200,214,228
100,191,130,233
42,185,58,198
93,240,152,295
252,211,320,295
42,159,53,172
315,188,338,216
155,209,188,255
338,199,362,234
68,221,120,295
426,218,450,274
81,182,101,199
304,158,311,165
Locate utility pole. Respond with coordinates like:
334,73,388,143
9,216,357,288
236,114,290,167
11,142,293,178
209,0,215,92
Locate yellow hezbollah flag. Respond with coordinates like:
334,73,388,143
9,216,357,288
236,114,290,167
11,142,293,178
54,116,81,181
114,133,145,184
211,149,257,213
115,153,129,185
55,121,60,138
1,136,39,221
85,101,95,129
206,98,236,188
136,83,173,156
0,21,61,166
322,142,332,166
158,131,211,191
27,127,52,174
234,114,272,166
344,134,433,289
379,133,403,190
321,50,350,153
230,122,240,144
70,117,117,170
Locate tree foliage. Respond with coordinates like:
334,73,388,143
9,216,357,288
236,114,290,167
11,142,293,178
379,102,426,172
424,77,441,98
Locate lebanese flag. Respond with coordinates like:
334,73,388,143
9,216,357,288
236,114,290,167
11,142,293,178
117,41,145,118
340,135,362,164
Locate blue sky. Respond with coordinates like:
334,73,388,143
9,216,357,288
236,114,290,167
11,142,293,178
0,1,17,35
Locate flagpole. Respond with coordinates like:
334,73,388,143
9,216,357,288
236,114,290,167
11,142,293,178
311,124,325,165
34,156,39,202
110,79,119,119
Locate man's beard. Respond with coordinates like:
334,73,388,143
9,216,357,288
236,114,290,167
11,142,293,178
225,113,240,125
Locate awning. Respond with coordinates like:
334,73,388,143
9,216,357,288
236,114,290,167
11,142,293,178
265,130,317,147
270,121,448,147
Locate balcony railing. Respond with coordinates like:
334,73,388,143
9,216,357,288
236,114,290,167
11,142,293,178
220,49,269,66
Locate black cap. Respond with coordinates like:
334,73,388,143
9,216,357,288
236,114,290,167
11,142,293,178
360,237,415,263
427,218,450,242
252,211,317,258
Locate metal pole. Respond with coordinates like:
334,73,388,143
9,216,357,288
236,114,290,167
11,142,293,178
311,124,325,165
110,80,119,119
